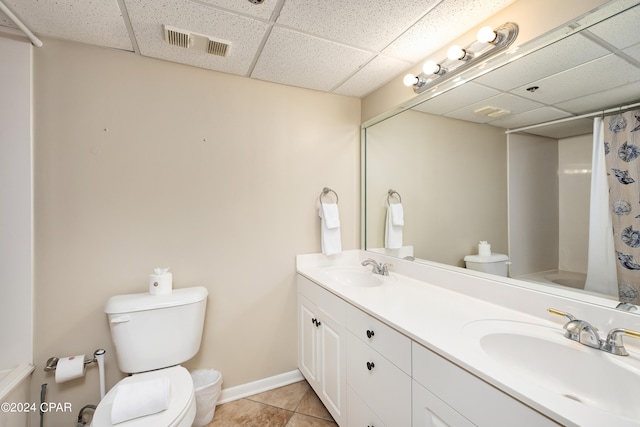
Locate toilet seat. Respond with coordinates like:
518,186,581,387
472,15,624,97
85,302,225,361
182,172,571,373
92,366,195,427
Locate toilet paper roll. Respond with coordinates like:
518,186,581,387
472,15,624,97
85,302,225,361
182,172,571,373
478,241,492,257
150,269,172,295
55,355,86,383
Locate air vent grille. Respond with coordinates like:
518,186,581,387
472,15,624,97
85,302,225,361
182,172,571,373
165,26,190,48
207,39,229,57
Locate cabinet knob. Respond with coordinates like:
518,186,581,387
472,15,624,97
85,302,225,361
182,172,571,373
366,329,375,339
366,361,375,371
311,318,321,327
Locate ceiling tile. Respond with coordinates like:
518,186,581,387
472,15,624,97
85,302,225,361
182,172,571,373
412,82,501,115
586,3,640,49
276,0,440,51
193,0,278,20
251,27,372,92
512,54,640,105
520,118,594,139
125,0,267,75
623,41,640,62
487,107,572,129
1,0,132,50
333,55,411,98
445,92,546,123
383,0,516,63
474,33,610,91
555,80,640,114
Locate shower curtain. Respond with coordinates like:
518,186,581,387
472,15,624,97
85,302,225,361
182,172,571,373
584,117,618,296
603,109,640,303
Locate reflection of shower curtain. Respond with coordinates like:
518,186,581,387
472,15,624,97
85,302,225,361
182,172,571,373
584,117,618,296
604,110,640,303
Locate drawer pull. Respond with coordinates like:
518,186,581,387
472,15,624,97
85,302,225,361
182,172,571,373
311,318,321,327
366,329,375,339
366,361,375,371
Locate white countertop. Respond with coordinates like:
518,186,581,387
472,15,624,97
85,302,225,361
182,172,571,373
296,250,640,427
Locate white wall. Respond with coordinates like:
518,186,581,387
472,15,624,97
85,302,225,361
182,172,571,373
0,35,33,370
558,134,592,273
31,38,361,426
508,133,559,277
365,110,507,267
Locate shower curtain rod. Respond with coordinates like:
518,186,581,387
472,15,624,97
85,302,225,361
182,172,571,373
505,100,640,134
0,0,42,47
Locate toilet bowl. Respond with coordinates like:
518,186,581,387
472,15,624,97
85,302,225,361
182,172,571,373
92,366,196,427
93,286,208,427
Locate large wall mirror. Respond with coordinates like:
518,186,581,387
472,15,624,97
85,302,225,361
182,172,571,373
363,0,640,310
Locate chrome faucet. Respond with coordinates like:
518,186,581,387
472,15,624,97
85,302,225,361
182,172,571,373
361,258,392,276
548,308,640,356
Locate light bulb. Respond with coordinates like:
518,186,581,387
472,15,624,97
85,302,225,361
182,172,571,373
477,26,497,43
403,74,418,87
447,45,466,60
422,60,441,75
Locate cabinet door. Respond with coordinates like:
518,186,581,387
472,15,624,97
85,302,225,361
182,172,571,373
413,380,475,427
299,296,319,386
319,308,346,424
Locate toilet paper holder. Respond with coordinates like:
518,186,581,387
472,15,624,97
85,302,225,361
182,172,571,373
44,349,105,372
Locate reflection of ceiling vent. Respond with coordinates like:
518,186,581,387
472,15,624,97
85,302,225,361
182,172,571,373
207,39,229,57
163,25,230,57
474,106,511,118
164,25,191,48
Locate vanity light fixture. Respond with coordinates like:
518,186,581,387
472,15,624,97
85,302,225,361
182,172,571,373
447,45,472,61
403,22,518,94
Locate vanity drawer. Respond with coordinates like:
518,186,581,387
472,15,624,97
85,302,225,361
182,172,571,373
347,332,411,427
298,275,346,325
347,385,386,427
412,342,560,427
346,303,411,374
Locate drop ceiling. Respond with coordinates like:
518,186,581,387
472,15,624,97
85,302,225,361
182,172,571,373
1,0,639,139
0,0,516,98
411,1,640,138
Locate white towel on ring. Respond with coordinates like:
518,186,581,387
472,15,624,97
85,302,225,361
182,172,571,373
319,203,342,255
385,203,403,249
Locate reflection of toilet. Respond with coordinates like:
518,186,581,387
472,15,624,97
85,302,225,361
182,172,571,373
464,253,509,277
93,287,208,427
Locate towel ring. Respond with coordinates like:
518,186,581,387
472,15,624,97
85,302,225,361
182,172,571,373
387,189,401,205
320,187,338,205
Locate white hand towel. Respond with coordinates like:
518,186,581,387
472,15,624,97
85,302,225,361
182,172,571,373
111,377,170,424
390,203,404,226
385,204,403,249
319,203,342,255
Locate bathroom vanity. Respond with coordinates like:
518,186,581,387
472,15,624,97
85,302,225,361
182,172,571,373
296,250,640,427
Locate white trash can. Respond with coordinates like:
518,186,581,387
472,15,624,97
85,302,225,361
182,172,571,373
191,369,223,427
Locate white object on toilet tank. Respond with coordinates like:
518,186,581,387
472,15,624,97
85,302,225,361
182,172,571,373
149,267,173,295
464,253,509,277
104,286,208,373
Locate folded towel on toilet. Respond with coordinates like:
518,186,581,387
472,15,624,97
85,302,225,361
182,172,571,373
319,203,342,255
111,377,170,424
385,203,403,249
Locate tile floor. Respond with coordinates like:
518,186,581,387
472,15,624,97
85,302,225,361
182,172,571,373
206,380,337,427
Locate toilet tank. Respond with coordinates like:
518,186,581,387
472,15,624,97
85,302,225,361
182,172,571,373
463,254,510,277
105,286,208,373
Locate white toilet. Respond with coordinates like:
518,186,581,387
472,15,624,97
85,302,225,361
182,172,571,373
464,253,510,277
92,286,208,427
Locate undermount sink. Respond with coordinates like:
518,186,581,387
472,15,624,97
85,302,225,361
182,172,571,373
463,319,640,420
322,266,383,287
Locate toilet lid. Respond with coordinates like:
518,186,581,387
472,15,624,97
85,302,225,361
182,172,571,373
92,366,194,427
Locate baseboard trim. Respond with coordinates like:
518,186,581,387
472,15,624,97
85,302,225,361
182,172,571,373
217,369,305,405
